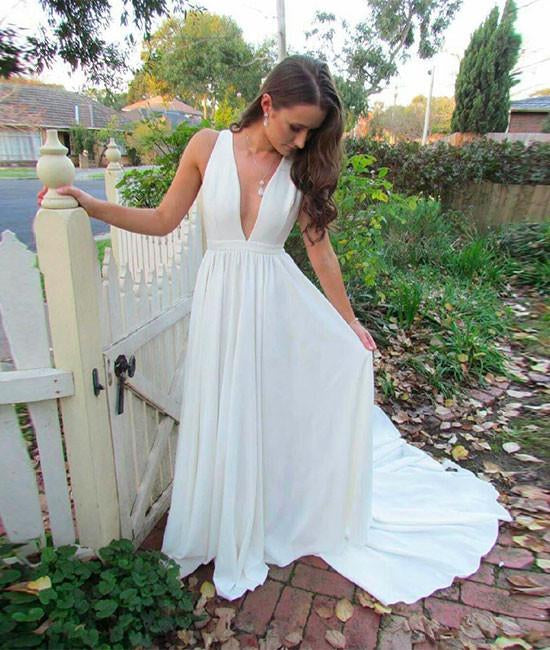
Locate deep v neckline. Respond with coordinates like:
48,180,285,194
229,129,285,242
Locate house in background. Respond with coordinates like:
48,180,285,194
121,96,202,128
508,96,550,133
0,82,131,166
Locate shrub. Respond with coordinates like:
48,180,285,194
344,136,550,202
0,537,204,649
117,118,211,208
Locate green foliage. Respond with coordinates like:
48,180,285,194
451,0,521,133
542,114,550,134
117,118,211,208
127,12,275,119
344,137,550,201
117,168,173,209
69,126,97,157
312,189,521,397
1,0,191,85
369,95,455,140
304,1,462,100
495,222,550,291
328,152,416,288
0,537,204,649
386,274,424,329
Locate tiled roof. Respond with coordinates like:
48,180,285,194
122,95,201,115
0,83,132,129
510,96,550,112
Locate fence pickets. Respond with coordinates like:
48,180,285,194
0,230,76,549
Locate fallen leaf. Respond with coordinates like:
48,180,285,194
213,607,236,643
335,598,354,622
492,636,532,648
315,605,333,619
514,453,544,463
283,630,303,647
6,576,52,595
512,534,547,553
451,445,469,461
176,629,196,645
506,389,532,398
325,629,346,648
200,580,216,599
502,442,521,453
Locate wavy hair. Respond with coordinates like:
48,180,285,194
229,55,344,244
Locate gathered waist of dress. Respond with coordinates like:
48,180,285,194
206,239,285,255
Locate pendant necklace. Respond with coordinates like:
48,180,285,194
245,132,280,196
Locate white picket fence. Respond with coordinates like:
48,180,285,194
104,137,205,276
0,129,204,551
0,231,76,552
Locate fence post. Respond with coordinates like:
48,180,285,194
33,129,120,549
105,137,123,265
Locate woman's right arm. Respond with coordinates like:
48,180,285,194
43,128,210,237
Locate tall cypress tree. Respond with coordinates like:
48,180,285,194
451,0,521,133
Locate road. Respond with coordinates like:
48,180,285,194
0,178,109,251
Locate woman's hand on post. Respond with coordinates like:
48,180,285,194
37,184,97,215
37,185,47,207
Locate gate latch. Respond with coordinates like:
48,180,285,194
113,354,136,415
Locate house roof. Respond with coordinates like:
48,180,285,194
510,96,550,113
0,82,131,129
122,95,201,115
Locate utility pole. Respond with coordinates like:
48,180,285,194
421,66,435,145
390,86,398,143
276,0,287,62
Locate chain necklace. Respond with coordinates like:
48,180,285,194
245,132,280,196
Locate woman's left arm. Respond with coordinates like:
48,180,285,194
297,209,377,352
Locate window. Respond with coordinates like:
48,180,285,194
0,130,42,162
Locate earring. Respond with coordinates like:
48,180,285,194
263,112,268,126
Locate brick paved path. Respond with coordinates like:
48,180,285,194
142,516,550,648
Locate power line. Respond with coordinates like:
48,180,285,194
513,57,550,73
517,0,545,9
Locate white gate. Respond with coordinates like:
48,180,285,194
99,211,203,546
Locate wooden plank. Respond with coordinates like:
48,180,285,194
131,415,175,534
104,295,192,357
0,368,74,404
133,483,173,549
28,400,76,546
102,353,134,538
124,367,181,422
0,231,51,369
0,403,44,543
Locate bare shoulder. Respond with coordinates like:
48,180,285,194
191,128,223,181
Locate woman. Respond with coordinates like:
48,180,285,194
41,55,512,605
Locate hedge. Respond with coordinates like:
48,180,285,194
344,137,550,202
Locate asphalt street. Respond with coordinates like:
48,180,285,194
0,178,109,251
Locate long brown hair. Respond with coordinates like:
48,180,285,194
229,55,344,244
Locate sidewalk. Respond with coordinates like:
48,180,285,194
141,513,550,648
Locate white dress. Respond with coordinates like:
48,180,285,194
161,128,512,605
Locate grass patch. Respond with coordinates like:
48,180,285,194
0,168,37,179
496,414,550,459
96,238,111,267
314,197,543,400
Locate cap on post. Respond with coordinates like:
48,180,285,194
105,137,122,170
36,129,78,209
